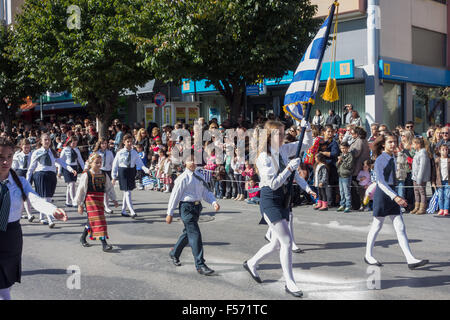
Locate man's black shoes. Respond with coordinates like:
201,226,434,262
197,265,214,276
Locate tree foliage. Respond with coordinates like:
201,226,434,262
0,25,42,130
12,0,155,136
136,0,320,119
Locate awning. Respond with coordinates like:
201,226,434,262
34,101,83,111
123,79,155,95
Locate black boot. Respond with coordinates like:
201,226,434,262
101,239,113,252
80,229,90,247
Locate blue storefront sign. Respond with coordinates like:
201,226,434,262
379,60,450,87
182,59,355,94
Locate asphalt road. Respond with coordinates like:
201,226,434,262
11,180,450,300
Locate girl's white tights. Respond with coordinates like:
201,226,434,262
247,214,299,292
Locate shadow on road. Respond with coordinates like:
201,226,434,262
114,241,230,252
299,239,422,251
22,269,67,276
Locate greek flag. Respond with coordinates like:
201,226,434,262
426,191,439,214
283,3,336,121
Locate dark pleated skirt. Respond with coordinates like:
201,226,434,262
102,170,112,180
259,186,290,224
118,167,136,191
0,221,22,289
62,165,78,183
33,171,57,198
15,169,27,178
373,185,401,217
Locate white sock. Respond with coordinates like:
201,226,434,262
390,215,421,264
45,198,53,223
288,212,299,250
125,191,136,215
265,227,272,241
69,182,76,205
66,185,71,204
122,193,127,213
0,287,11,300
24,199,33,219
104,194,112,212
365,217,384,264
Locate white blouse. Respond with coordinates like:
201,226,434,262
256,140,313,193
96,149,115,171
59,147,85,168
26,147,71,181
74,171,117,207
111,148,150,179
12,151,33,171
5,173,57,223
167,168,217,216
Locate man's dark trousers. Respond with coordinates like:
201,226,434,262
172,202,205,269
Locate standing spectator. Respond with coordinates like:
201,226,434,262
405,121,421,137
318,125,340,207
435,126,450,154
114,124,125,152
410,137,431,215
312,109,325,128
349,126,370,208
337,141,353,213
350,110,363,127
135,128,150,161
325,109,341,130
313,154,329,211
367,123,380,143
357,159,373,210
343,104,354,125
378,124,389,136
431,144,449,216
429,126,442,158
395,144,409,212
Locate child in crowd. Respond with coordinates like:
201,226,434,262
242,160,255,194
149,154,159,190
162,151,173,193
337,142,353,213
313,153,329,211
357,159,373,211
232,151,245,201
135,144,146,190
410,137,431,215
156,149,167,191
245,176,260,205
432,144,449,216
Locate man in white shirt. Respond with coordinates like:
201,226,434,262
166,155,220,276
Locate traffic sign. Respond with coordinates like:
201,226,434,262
154,92,167,107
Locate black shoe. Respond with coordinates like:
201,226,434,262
364,257,383,267
285,286,303,298
264,236,270,242
243,261,262,283
408,259,429,270
292,248,304,254
105,209,113,214
169,252,181,266
197,265,214,276
121,212,130,217
101,240,113,252
131,214,138,219
80,237,90,247
65,203,73,208
28,216,35,223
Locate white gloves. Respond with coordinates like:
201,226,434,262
287,158,301,171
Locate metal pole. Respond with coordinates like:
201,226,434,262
40,95,43,121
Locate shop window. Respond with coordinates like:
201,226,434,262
413,86,447,134
383,82,404,132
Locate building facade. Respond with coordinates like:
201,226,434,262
182,0,449,134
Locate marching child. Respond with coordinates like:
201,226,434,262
111,134,150,218
12,139,35,222
75,153,118,252
58,136,85,207
93,138,115,213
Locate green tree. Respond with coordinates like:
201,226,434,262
135,0,319,120
12,0,155,137
0,25,42,131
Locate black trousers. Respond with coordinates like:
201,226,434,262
172,202,205,269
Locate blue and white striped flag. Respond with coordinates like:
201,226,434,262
426,191,439,214
283,4,336,121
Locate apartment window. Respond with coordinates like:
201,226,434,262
412,27,446,68
413,86,447,134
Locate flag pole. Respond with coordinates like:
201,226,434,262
283,2,337,209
